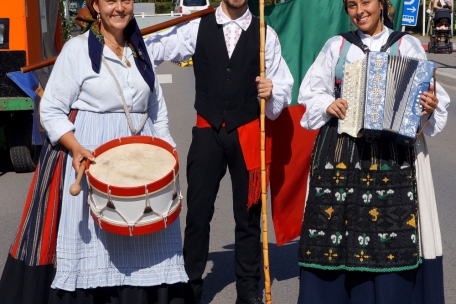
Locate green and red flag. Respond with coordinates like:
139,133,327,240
250,0,404,246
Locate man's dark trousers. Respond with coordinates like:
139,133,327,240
183,125,262,302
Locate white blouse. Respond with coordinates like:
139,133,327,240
298,27,450,136
40,31,174,146
145,4,293,121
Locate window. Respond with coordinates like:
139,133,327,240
183,0,207,6
0,19,9,49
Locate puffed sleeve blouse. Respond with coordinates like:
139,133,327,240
40,30,175,147
298,27,450,137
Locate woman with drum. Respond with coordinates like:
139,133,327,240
0,0,188,303
296,0,450,303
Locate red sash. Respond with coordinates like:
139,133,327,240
196,113,271,207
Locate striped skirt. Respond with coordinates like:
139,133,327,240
0,111,188,303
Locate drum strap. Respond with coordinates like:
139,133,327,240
101,56,148,135
79,34,148,135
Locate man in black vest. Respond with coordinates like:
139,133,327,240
147,0,293,302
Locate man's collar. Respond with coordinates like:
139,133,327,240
215,4,252,31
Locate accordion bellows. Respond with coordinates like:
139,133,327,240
339,52,436,145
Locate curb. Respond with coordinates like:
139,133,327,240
421,43,456,87
436,69,456,87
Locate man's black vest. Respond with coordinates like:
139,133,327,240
193,12,261,132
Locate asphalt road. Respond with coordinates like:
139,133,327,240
0,61,454,303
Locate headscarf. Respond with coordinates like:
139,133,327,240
74,0,155,92
342,0,394,30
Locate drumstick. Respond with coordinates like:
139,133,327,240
69,160,87,196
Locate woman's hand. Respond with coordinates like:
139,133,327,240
420,84,439,116
256,76,273,101
71,146,94,173
59,131,95,172
326,98,348,120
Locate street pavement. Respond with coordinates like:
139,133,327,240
415,35,456,87
0,50,455,303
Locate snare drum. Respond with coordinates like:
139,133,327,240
86,136,182,236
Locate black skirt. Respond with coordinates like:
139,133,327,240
298,118,420,272
0,254,185,304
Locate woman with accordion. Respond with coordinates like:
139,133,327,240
296,0,450,303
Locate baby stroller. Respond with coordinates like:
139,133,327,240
428,9,453,54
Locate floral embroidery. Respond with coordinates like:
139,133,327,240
90,23,104,44
331,232,342,245
379,232,397,242
324,249,338,261
315,187,331,197
376,189,394,199
309,229,325,238
363,190,372,204
358,233,370,247
361,173,375,186
354,250,370,262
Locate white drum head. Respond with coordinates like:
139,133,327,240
89,143,176,188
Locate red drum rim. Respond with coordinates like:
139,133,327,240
90,200,182,236
86,136,179,197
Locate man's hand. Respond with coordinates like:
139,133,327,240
326,98,348,119
256,76,273,101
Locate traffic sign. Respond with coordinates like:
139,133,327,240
402,0,420,26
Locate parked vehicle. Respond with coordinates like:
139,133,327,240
0,0,60,172
174,0,210,15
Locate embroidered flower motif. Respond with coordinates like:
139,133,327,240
361,173,374,186
358,233,370,247
324,249,338,261
407,191,414,201
379,232,397,243
240,12,252,30
335,189,346,203
354,250,370,262
411,234,416,244
216,10,223,24
331,232,342,245
315,187,329,197
377,189,394,199
309,230,325,238
363,191,372,204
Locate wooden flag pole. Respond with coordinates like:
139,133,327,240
21,7,214,73
259,0,272,303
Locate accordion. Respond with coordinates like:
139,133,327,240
338,52,436,145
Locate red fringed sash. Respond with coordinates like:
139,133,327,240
196,114,271,208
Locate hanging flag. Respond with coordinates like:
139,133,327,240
7,71,46,145
250,0,404,246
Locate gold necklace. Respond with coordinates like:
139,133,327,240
104,37,123,57
104,37,132,68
